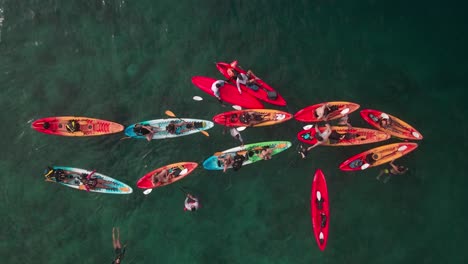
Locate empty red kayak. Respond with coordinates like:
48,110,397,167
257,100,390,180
216,61,287,106
295,101,360,122
360,109,423,140
311,169,329,251
298,126,390,146
212,109,292,127
31,116,124,137
191,76,264,109
137,162,198,189
339,143,418,171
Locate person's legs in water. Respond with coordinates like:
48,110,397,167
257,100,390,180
376,169,389,181
338,115,352,128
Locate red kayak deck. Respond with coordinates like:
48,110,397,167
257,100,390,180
339,143,418,171
311,169,329,251
295,101,360,122
216,62,287,106
137,162,198,189
212,109,292,127
298,126,390,146
360,109,423,140
31,116,124,137
191,76,264,109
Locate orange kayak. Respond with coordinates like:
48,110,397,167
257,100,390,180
31,116,124,137
212,109,293,127
339,143,418,171
360,109,423,140
295,101,360,122
298,126,390,146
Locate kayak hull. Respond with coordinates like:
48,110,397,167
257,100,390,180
216,62,287,106
339,143,419,171
125,118,213,139
203,141,292,170
191,76,264,109
298,126,390,146
32,116,124,137
212,109,293,127
360,109,423,140
294,102,360,122
311,169,329,251
137,162,198,189
46,166,132,194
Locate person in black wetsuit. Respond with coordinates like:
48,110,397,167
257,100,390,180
133,123,159,141
112,227,126,264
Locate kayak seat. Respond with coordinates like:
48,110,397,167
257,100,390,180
267,91,277,100
194,122,204,128
246,83,259,91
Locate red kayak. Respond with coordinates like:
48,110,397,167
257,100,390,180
137,162,198,189
295,101,360,122
191,76,264,109
216,61,287,106
212,109,292,127
360,109,423,140
311,169,329,251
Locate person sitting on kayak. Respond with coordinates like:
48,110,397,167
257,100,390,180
239,112,267,126
218,155,234,173
307,124,333,150
79,171,115,191
235,72,260,92
112,227,126,264
376,160,408,183
211,80,231,102
258,147,274,160
328,129,366,144
151,169,175,185
314,104,340,121
184,193,200,212
378,113,392,128
133,123,159,141
166,121,188,135
66,119,80,133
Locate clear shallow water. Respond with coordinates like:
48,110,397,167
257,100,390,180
1,1,467,263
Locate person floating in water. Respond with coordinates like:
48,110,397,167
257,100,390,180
184,193,200,212
376,160,408,183
133,123,160,141
229,128,244,146
112,227,126,264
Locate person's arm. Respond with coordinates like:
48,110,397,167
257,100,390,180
236,78,243,94
307,141,322,150
389,161,398,171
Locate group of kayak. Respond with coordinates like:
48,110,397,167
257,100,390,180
31,60,423,252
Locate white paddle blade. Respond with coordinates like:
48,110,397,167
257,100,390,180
236,127,247,132
193,96,203,101
179,168,189,175
340,108,350,115
398,145,408,152
316,191,322,201
232,105,242,110
412,131,421,138
143,189,153,195
303,124,314,130
361,163,370,170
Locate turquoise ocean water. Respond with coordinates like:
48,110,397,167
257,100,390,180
1,1,467,263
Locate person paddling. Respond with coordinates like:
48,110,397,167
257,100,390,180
112,227,127,264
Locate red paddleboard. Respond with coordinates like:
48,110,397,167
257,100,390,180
216,62,287,106
360,109,423,140
136,162,198,189
298,126,390,146
295,101,360,122
339,143,418,171
31,116,124,137
212,109,292,127
191,76,264,109
311,169,329,251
